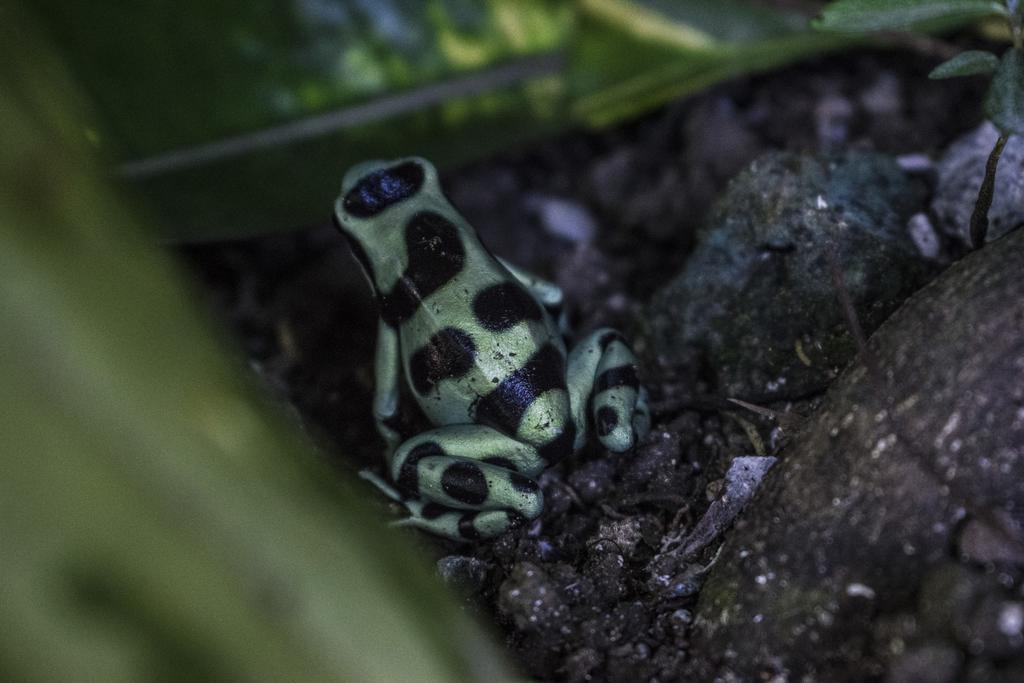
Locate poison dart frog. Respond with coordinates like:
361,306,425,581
333,157,650,540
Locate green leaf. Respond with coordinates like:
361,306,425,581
31,0,571,158
0,7,513,681
25,0,860,242
929,49,1000,78
817,0,1006,33
571,0,858,127
984,48,1024,135
28,0,572,242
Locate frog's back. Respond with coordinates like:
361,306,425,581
334,157,574,457
399,256,565,426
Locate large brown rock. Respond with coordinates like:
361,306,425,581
689,227,1024,679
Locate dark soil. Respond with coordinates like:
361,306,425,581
182,46,993,682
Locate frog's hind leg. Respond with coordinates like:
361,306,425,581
566,328,650,453
384,425,547,540
359,470,519,541
397,503,520,541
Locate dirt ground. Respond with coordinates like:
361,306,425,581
183,43,995,681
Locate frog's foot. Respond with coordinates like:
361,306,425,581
396,501,521,541
632,385,652,442
567,328,651,453
384,425,546,535
360,469,520,540
359,468,405,503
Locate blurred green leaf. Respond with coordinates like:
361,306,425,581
929,49,1000,78
571,0,857,127
28,0,571,242
0,7,513,681
122,67,567,243
30,0,570,157
816,0,1006,33
984,47,1024,134
29,1,862,241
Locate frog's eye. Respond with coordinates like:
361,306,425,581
343,161,425,218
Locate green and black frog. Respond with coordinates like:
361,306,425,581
333,157,650,540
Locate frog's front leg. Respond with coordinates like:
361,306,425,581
567,328,651,452
497,256,569,336
385,425,547,540
372,319,404,453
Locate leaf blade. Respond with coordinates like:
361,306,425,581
929,49,1000,79
817,0,1006,33
0,7,513,681
572,0,858,127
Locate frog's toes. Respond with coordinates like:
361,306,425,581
592,372,645,453
359,468,405,503
397,502,520,541
596,404,637,452
594,384,650,452
632,385,651,440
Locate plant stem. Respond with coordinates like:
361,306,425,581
1010,0,1024,49
969,133,1009,249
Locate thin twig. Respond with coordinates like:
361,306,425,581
825,244,869,361
727,397,805,432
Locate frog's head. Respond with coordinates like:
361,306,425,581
333,156,442,233
333,156,454,288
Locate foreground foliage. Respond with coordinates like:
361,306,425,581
30,0,854,241
0,9,512,682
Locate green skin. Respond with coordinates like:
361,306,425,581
334,157,650,540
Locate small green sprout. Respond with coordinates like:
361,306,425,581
818,0,1024,248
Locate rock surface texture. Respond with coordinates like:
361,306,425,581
647,151,930,401
689,227,1024,679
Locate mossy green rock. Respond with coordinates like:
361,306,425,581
687,227,1024,678
647,151,928,400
